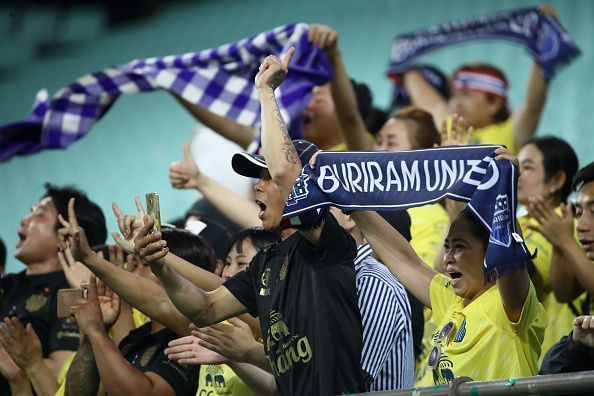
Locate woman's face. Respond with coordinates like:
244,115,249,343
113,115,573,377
374,118,414,152
517,144,552,205
223,237,258,280
442,216,489,301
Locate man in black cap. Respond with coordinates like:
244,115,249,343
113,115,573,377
134,49,364,395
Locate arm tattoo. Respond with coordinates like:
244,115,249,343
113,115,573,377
65,337,100,396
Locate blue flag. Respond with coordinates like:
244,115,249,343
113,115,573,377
282,146,531,282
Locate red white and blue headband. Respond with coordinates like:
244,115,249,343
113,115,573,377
453,71,507,98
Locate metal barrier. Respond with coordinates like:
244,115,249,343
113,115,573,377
361,371,594,395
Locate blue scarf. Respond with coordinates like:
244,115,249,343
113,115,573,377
0,24,332,162
388,7,580,81
282,146,531,282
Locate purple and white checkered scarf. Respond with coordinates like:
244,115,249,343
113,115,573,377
0,23,332,162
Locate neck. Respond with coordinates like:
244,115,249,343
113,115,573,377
150,320,166,334
351,229,366,248
25,256,61,275
280,228,298,240
465,282,495,306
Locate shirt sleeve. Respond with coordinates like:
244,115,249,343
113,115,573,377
223,262,259,317
429,274,458,324
358,273,407,386
145,351,200,395
311,211,357,264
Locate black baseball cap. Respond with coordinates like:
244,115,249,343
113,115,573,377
231,139,318,178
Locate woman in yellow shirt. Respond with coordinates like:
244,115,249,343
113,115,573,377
352,151,548,384
516,136,579,359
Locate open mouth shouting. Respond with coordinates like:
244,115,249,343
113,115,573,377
255,199,267,220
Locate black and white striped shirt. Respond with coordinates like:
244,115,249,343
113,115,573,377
355,243,414,391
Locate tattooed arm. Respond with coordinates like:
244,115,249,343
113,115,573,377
254,48,301,202
65,337,100,396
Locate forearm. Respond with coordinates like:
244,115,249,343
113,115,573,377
402,70,449,127
352,211,434,307
557,241,594,296
513,62,548,147
82,254,190,336
192,173,260,228
258,88,300,197
550,246,583,302
65,338,100,396
327,49,373,151
173,93,255,149
228,361,276,396
25,359,59,396
110,302,135,346
8,378,33,396
497,268,530,322
87,330,156,396
149,261,215,327
242,342,274,374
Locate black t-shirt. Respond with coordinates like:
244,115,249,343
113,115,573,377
224,211,364,395
119,322,199,395
0,270,80,394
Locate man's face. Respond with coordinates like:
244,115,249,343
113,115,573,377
576,181,594,260
253,169,285,231
15,197,60,265
302,85,341,149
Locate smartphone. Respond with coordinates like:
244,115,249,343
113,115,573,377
57,288,88,318
145,192,161,234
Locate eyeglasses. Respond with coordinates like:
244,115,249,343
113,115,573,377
427,320,456,369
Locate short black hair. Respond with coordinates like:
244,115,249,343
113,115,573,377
228,227,277,257
0,236,6,272
522,136,579,202
573,162,594,192
42,183,107,247
162,227,216,273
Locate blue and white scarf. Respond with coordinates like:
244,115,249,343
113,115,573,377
282,145,531,281
388,7,580,80
0,23,332,162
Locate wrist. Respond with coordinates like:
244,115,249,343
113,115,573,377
23,356,45,376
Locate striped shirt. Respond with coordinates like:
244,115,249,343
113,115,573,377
355,244,414,391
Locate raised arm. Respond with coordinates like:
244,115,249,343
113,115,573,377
308,24,372,151
351,211,436,307
172,93,256,149
135,216,248,327
402,69,449,128
511,61,547,148
169,143,259,229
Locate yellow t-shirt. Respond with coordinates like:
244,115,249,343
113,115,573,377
54,352,75,395
409,205,449,266
470,117,515,153
418,274,547,385
196,364,255,396
518,212,586,362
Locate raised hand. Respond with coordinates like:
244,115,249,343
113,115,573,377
255,47,295,92
440,113,474,147
573,315,594,347
169,142,201,190
190,318,257,363
96,272,121,329
57,198,93,263
69,275,105,337
58,246,92,288
134,215,168,266
308,24,338,54
0,317,43,372
526,196,574,246
164,335,227,366
112,197,145,254
494,146,519,167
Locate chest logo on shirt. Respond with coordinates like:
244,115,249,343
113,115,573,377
204,365,226,389
265,310,312,377
140,345,158,367
260,268,271,296
25,294,48,313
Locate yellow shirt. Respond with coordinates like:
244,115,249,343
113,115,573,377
196,364,255,396
518,212,585,362
419,274,547,385
54,352,75,395
470,117,515,153
409,205,449,266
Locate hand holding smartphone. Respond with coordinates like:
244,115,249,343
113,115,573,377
57,288,88,318
145,192,161,234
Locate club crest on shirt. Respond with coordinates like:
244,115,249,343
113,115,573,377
25,294,48,313
490,194,511,247
140,344,158,367
285,174,310,206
